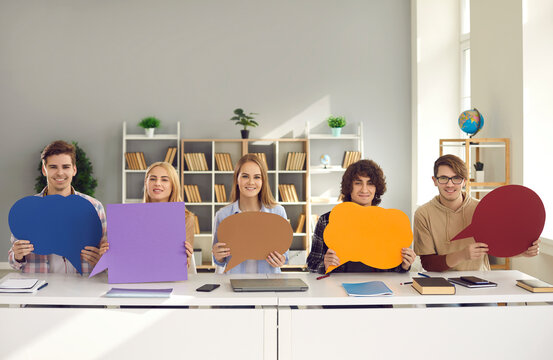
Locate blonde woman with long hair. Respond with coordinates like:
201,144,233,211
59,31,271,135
100,162,196,272
212,154,288,274
143,161,196,272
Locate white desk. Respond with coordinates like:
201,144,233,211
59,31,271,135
274,271,553,360
0,272,277,360
1,271,552,360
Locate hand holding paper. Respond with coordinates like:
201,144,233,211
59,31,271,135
451,185,545,257
90,202,188,283
323,202,413,273
218,212,293,272
9,195,102,274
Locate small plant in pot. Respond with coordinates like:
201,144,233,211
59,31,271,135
138,117,161,138
327,116,346,137
474,161,485,183
230,108,258,139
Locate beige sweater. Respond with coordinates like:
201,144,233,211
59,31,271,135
414,194,490,271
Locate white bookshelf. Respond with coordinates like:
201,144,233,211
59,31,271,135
306,122,364,253
180,138,309,270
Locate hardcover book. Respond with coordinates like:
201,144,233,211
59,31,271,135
412,277,455,295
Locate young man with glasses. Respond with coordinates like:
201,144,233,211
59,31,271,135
414,154,539,271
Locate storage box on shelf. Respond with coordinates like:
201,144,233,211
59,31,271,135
122,121,180,203
181,138,309,271
439,137,511,269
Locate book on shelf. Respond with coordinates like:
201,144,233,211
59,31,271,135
285,152,306,171
183,153,208,171
279,184,299,202
295,214,305,233
342,151,361,168
215,153,233,171
193,214,200,234
251,153,268,170
516,279,553,293
342,281,393,297
164,147,177,165
184,184,202,203
412,277,455,295
215,184,227,203
125,152,147,170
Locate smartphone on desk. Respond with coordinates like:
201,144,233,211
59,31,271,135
460,276,490,285
196,284,220,292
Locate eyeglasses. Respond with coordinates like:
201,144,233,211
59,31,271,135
436,176,464,185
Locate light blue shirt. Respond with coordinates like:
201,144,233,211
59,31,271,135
212,200,289,274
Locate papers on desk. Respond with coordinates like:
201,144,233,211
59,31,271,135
342,281,393,296
0,279,47,293
105,288,173,298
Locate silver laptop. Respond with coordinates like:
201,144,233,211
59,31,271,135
230,278,308,292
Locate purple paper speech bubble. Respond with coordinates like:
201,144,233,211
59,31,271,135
90,202,188,283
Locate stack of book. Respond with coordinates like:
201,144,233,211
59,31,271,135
163,147,178,165
279,184,299,202
251,153,268,170
214,184,227,203
342,151,361,168
295,214,306,233
215,153,234,171
285,152,306,171
183,153,209,171
125,152,147,170
183,185,202,202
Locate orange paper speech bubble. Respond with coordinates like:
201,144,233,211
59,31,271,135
218,212,293,272
323,202,413,273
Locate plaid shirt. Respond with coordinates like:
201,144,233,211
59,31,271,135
8,187,107,274
306,211,408,274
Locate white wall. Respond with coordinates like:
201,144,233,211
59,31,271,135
515,0,553,283
471,0,523,184
0,0,412,261
471,0,553,281
412,0,461,212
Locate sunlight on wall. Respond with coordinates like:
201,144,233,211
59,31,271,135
261,96,331,139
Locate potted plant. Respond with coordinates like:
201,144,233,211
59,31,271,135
138,117,161,138
474,161,484,183
327,116,346,137
230,108,258,139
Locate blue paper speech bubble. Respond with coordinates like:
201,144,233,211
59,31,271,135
8,195,103,274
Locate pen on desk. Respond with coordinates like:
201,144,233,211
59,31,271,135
400,281,413,285
37,282,48,291
316,274,330,280
417,272,430,278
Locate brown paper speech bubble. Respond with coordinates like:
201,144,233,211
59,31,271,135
324,202,413,273
218,212,293,272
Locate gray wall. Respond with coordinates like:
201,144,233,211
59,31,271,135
0,0,411,260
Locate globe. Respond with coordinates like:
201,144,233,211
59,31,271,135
320,154,331,168
458,108,484,137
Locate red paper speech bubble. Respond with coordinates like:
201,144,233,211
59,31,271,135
218,212,293,272
451,185,545,257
